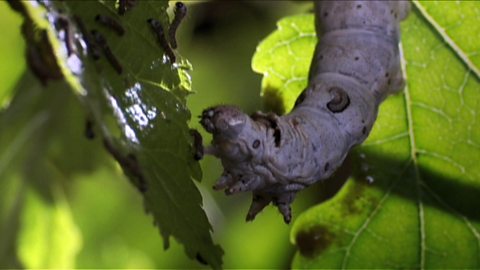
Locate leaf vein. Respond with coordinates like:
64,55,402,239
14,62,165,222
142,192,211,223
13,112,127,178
413,1,480,79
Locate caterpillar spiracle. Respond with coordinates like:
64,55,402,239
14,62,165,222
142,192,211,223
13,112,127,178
200,1,411,223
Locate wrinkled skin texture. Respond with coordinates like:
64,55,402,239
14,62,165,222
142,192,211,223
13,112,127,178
200,1,410,223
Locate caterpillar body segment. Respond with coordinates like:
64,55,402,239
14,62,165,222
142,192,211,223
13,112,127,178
200,1,410,223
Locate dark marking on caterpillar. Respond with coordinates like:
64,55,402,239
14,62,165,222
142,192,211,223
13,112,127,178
169,2,187,49
85,118,95,140
294,89,307,108
103,139,147,193
91,30,123,74
273,128,281,147
147,18,176,63
74,15,101,60
189,129,204,160
95,14,125,36
252,139,260,149
200,1,410,223
250,112,282,147
327,87,350,113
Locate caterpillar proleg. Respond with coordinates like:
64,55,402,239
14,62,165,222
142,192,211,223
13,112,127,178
200,1,410,223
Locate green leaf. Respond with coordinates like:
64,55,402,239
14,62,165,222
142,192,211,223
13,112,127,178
0,174,24,268
252,4,480,269
0,1,25,108
0,71,83,268
17,186,82,269
252,14,316,114
8,1,222,267
413,0,480,77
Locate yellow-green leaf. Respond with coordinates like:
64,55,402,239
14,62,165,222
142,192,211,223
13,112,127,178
18,186,82,269
252,14,316,114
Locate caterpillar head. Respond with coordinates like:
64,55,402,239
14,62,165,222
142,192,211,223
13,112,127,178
200,105,257,163
200,106,247,139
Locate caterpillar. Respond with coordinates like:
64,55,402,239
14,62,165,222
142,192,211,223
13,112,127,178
168,2,187,49
91,30,123,74
56,16,74,56
74,15,101,60
147,18,176,63
200,1,410,224
95,14,125,36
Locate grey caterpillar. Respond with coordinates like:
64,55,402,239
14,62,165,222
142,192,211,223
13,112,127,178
200,1,410,224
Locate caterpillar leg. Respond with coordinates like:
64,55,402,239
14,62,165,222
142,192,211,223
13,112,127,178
225,176,262,195
212,172,235,190
272,192,296,224
246,193,272,222
276,203,292,224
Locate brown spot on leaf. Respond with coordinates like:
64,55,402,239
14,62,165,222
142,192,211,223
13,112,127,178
296,226,335,258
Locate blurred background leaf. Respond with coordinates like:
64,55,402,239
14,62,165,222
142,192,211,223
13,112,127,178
0,1,25,108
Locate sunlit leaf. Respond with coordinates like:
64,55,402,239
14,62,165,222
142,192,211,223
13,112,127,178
252,14,316,114
252,3,480,268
